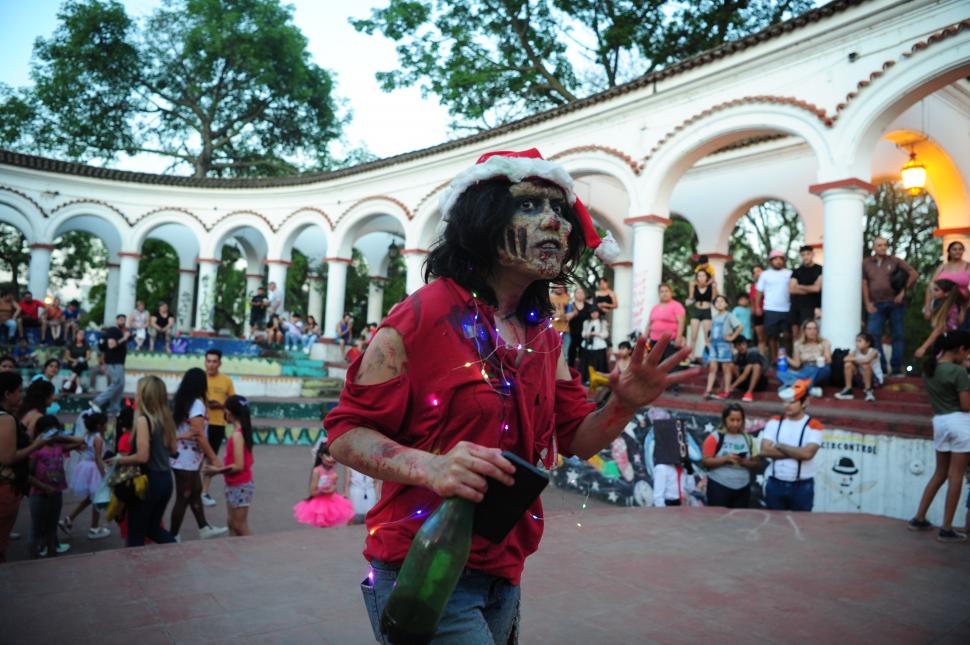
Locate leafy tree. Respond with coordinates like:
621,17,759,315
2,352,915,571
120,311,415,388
0,224,29,293
1,0,343,177
50,231,109,294
214,245,247,335
136,239,179,311
352,0,814,129
662,215,699,300
285,249,311,317
381,254,408,318
725,200,804,301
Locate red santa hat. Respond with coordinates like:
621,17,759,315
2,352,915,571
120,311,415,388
438,148,619,261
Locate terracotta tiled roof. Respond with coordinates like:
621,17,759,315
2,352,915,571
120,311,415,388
0,0,867,189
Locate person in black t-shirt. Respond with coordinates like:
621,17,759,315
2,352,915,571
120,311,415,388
789,245,822,338
149,302,175,353
730,336,769,401
91,315,130,414
249,287,268,335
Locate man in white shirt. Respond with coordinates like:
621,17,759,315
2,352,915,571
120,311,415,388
755,250,793,362
267,282,283,317
760,379,824,511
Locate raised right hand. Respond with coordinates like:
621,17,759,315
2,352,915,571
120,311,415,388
426,441,516,502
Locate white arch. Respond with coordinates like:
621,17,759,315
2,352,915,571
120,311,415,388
333,199,408,258
638,103,834,216
554,150,639,204
43,202,127,252
0,202,38,244
204,213,274,259
836,34,970,178
130,209,207,251
276,209,334,259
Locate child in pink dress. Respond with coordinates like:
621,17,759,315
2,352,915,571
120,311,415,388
293,440,354,527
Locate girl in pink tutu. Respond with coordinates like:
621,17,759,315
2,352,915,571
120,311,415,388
293,440,354,527
60,411,111,539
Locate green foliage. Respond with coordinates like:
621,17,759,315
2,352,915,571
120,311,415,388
285,250,311,316
50,231,109,294
214,245,247,335
662,215,699,300
136,239,179,311
0,224,29,293
2,0,343,177
345,249,372,333
381,255,407,318
80,283,106,330
725,200,804,301
353,0,813,129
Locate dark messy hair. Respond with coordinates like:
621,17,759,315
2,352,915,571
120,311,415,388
721,402,747,427
83,412,108,434
18,379,55,418
34,414,63,437
923,330,970,378
314,439,330,468
425,179,587,324
173,367,208,423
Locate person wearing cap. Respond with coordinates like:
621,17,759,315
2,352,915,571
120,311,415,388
755,250,793,362
759,379,825,511
325,148,696,642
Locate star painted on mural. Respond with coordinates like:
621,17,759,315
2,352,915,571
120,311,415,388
633,454,642,465
566,469,578,485
591,481,600,492
704,422,715,433
607,491,619,502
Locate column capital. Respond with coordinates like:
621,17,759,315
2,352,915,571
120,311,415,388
29,243,55,251
117,251,142,260
178,268,198,275
696,252,732,261
324,256,352,264
609,261,633,268
934,226,970,238
196,257,222,265
624,215,671,227
808,178,875,195
401,248,429,255
808,242,824,249
106,262,120,269
264,258,292,266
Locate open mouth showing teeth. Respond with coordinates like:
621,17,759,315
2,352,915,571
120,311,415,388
536,240,562,251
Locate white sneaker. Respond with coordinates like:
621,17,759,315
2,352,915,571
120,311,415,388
58,517,73,535
834,389,854,400
87,527,110,540
89,401,102,413
173,534,181,543
809,386,823,398
864,389,876,402
201,493,217,507
303,347,310,355
9,531,19,540
199,525,228,539
40,544,71,556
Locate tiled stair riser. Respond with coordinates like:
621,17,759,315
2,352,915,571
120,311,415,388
84,372,303,398
125,353,283,376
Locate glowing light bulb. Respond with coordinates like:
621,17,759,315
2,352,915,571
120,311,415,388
526,348,533,353
369,528,377,536
516,344,522,350
576,522,582,528
431,398,439,406
464,362,471,368
416,509,423,516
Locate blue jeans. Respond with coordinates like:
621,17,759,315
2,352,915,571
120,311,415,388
777,364,832,388
284,331,302,347
127,470,176,547
560,331,571,360
866,302,905,374
764,477,814,511
361,559,520,644
93,363,125,413
302,333,318,350
1,319,15,341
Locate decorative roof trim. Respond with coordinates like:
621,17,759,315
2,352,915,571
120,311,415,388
547,145,639,175
0,184,46,218
279,207,335,232
0,0,866,189
49,198,129,224
337,195,413,226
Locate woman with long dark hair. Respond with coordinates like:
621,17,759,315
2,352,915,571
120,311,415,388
0,372,50,562
170,367,226,540
205,395,255,536
909,331,970,542
325,149,695,641
116,376,178,547
17,379,55,437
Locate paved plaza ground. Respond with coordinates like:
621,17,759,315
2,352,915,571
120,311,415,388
2,446,969,643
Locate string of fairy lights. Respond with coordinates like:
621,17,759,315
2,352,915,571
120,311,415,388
365,289,596,538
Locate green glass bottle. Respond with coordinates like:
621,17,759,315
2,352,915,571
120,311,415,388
380,497,476,644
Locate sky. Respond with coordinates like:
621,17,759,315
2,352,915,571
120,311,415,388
0,0,453,172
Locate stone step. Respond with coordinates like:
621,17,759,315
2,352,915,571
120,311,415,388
79,369,304,398
124,351,285,377
281,365,329,378
57,394,337,421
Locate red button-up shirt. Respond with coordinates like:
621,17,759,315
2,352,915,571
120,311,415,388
325,278,594,584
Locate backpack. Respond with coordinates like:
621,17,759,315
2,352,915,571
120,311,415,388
830,348,849,388
714,429,754,458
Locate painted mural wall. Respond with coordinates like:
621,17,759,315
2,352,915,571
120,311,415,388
553,407,965,526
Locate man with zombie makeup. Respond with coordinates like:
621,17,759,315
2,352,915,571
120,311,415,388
326,149,698,643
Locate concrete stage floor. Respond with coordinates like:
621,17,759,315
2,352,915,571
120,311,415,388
2,507,969,644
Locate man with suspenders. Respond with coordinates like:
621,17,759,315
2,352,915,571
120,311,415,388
760,379,825,511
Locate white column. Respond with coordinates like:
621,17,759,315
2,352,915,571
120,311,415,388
324,257,351,339
266,260,289,313
115,252,140,321
610,261,632,344
403,249,428,295
812,179,873,350
176,268,197,332
628,216,670,333
194,258,221,333
27,243,53,300
103,263,120,326
700,253,729,294
307,273,325,324
367,276,386,324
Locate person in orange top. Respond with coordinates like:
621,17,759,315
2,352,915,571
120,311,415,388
201,349,235,507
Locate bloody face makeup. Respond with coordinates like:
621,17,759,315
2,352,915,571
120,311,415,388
497,181,572,279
